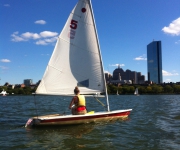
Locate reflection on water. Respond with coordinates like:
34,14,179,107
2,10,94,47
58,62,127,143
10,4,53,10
26,123,95,138
24,120,130,149
0,95,180,150
26,117,129,138
25,123,95,149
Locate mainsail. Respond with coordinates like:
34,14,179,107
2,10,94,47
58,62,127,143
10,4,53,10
36,0,106,95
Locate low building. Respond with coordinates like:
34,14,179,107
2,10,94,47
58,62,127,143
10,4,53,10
106,65,145,85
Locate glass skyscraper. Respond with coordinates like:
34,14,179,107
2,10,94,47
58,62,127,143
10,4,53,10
147,41,163,84
24,79,33,86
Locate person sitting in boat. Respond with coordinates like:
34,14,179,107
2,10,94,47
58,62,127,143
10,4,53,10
69,86,87,115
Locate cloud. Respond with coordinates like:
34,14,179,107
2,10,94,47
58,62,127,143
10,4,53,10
1,59,11,63
4,4,10,7
21,32,40,39
36,37,58,45
175,40,180,44
35,20,46,25
11,32,28,42
0,66,9,70
134,54,147,60
11,31,58,45
109,64,125,67
44,37,57,42
162,17,180,36
165,79,172,82
162,70,179,76
104,70,112,74
41,54,49,56
36,40,48,45
11,31,40,41
40,31,58,38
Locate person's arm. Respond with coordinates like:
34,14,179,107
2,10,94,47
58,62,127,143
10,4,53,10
69,96,79,109
69,98,74,109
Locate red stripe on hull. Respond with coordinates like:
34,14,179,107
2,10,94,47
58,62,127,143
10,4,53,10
39,111,131,124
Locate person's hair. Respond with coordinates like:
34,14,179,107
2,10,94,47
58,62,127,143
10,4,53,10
74,86,80,95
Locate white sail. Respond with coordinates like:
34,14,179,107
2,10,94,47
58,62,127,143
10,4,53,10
116,90,119,95
0,89,7,96
134,88,138,95
36,0,105,95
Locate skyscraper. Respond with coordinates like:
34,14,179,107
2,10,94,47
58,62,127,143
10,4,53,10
24,79,33,86
147,41,163,84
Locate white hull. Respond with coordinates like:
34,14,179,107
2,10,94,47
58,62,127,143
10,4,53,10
25,109,132,128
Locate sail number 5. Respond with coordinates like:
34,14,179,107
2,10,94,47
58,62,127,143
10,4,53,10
68,19,78,39
70,20,78,29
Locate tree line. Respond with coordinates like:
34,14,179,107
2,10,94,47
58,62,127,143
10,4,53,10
108,84,180,95
1,84,180,95
0,86,36,95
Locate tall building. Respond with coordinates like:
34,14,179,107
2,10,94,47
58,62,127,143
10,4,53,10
24,79,33,86
147,41,163,84
105,73,112,83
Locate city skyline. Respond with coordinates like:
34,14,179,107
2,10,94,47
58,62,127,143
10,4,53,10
1,0,180,84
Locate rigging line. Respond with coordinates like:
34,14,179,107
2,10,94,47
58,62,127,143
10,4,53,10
33,94,39,119
93,95,105,108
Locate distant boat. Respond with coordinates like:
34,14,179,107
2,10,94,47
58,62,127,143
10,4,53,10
25,0,132,128
0,89,7,96
134,88,139,96
116,90,119,95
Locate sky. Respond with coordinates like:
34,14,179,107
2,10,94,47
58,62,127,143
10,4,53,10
0,0,180,85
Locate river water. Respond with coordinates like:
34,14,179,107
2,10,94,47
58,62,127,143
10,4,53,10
0,95,180,150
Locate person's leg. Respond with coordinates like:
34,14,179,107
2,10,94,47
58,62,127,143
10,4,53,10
77,109,87,115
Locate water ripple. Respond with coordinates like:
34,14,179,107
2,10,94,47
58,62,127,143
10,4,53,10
0,95,180,150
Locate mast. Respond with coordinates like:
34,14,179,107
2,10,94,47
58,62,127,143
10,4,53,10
88,0,110,111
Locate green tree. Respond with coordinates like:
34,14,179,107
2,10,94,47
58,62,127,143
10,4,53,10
129,86,135,94
107,84,117,94
146,86,152,94
12,88,19,95
117,86,123,94
164,85,173,93
138,86,147,94
18,88,25,95
122,85,131,94
0,86,7,91
173,85,180,93
151,85,163,94
23,87,32,95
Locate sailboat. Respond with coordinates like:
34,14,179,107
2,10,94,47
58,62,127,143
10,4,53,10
134,88,139,96
0,89,7,96
116,90,119,95
25,0,132,128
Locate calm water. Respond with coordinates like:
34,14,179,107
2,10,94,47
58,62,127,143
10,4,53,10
0,95,180,150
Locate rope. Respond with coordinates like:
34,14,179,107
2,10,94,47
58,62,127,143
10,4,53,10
93,96,106,108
